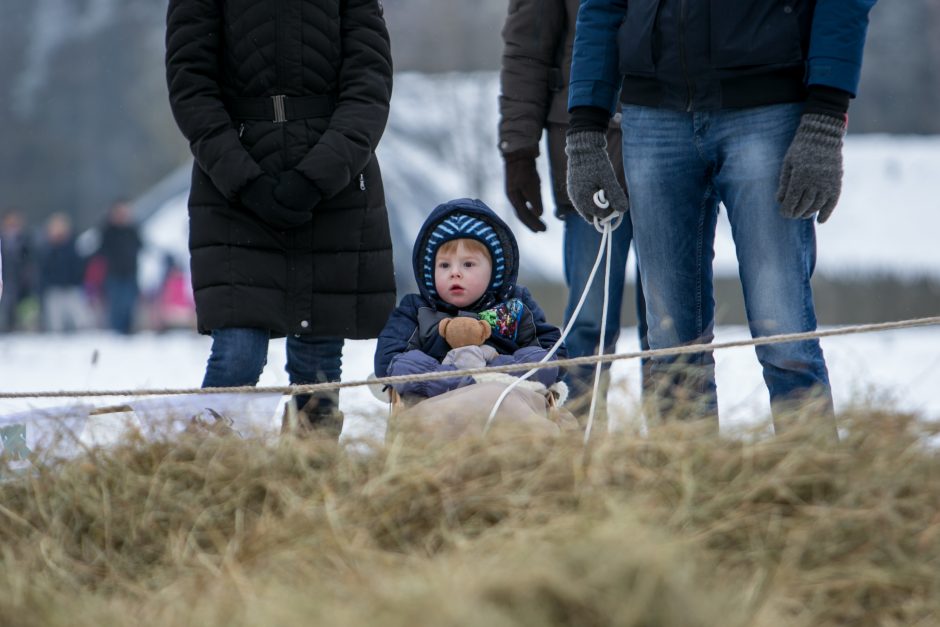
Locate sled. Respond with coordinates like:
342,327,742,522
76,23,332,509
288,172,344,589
380,374,577,441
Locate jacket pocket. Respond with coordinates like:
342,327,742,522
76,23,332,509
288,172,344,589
618,0,663,77
319,153,383,213
710,0,803,69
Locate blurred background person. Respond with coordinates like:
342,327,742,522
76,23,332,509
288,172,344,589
0,210,37,333
38,213,93,333
97,200,142,335
151,251,196,332
81,250,109,329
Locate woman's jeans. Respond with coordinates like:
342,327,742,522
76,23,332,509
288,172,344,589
202,328,344,414
621,103,834,432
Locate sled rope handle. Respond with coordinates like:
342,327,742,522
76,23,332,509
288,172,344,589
482,210,622,438
585,212,618,444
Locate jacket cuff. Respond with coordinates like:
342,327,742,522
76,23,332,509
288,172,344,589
502,146,540,162
804,85,851,120
568,106,610,134
807,57,862,99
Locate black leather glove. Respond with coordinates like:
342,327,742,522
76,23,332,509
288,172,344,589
274,169,322,212
565,130,628,222
503,148,546,232
239,175,312,229
777,113,847,224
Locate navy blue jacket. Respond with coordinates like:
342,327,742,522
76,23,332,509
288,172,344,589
569,0,877,113
39,239,86,290
374,199,564,400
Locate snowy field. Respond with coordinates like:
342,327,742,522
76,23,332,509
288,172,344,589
1,325,937,451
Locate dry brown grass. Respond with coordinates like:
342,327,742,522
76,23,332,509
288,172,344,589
1,408,939,626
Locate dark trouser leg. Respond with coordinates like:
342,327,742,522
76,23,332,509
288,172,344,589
198,327,269,434
106,278,138,335
285,335,345,438
202,327,269,387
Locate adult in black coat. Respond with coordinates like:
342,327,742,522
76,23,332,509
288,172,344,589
165,0,395,435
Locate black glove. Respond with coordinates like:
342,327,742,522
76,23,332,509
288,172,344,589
565,130,628,222
503,148,546,232
274,169,322,212
777,113,847,224
239,175,312,229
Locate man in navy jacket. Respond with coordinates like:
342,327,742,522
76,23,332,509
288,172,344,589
564,0,877,432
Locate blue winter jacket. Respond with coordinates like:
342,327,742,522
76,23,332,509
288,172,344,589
569,0,878,113
374,199,564,401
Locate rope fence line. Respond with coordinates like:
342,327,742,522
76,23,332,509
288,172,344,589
2,315,939,401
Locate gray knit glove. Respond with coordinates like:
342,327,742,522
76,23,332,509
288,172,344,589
565,131,628,221
777,113,847,224
442,345,499,370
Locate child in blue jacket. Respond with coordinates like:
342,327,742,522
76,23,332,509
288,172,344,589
374,198,564,403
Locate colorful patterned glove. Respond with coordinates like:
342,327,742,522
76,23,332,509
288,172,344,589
478,298,524,341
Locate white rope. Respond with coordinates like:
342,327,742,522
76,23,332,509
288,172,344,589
482,208,623,436
584,213,616,444
3,322,940,403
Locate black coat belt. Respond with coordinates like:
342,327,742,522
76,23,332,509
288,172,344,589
226,94,335,123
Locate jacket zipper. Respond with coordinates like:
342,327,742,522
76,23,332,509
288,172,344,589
678,0,694,111
359,173,366,191
238,123,245,138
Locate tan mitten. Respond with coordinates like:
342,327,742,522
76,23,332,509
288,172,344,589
438,317,492,348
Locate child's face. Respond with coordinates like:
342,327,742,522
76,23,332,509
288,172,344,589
434,241,492,308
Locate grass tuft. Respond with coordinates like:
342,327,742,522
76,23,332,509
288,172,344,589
1,408,939,625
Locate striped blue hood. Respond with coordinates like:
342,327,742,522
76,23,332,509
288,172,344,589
412,198,520,311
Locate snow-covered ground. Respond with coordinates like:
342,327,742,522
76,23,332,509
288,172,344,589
1,325,937,453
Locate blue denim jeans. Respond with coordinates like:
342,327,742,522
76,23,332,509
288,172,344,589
621,103,833,429
105,277,138,335
562,212,649,402
202,328,344,413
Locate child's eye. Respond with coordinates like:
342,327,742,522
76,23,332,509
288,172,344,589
464,261,475,268
438,262,449,269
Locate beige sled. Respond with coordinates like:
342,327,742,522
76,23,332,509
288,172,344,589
385,373,578,441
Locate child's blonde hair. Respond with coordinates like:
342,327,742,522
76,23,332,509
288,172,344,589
437,238,492,261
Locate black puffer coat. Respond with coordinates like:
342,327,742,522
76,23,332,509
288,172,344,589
166,0,395,338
